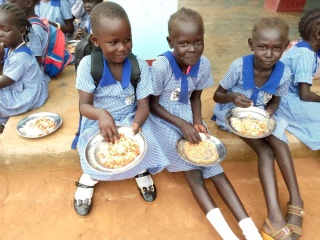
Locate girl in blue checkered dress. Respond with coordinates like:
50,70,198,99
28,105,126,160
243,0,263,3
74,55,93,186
150,7,262,240
213,17,304,240
0,4,49,133
73,2,170,217
277,8,320,151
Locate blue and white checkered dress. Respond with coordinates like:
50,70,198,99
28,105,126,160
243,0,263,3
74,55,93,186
27,22,48,59
276,44,320,150
76,56,170,181
149,55,224,179
35,0,73,41
0,48,49,124
213,56,291,142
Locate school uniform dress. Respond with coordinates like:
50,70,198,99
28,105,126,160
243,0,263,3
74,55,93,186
213,54,291,142
0,46,49,124
35,0,73,41
76,56,170,181
71,0,89,30
277,41,320,150
149,51,224,179
27,21,48,60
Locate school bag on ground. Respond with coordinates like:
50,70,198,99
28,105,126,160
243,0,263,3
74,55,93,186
71,36,141,149
28,17,72,77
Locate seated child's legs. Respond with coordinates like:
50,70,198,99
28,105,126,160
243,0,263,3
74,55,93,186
74,170,156,216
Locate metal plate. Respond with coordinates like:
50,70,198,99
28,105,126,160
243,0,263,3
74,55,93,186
225,106,276,139
85,126,147,174
67,40,79,54
176,133,227,166
16,112,62,138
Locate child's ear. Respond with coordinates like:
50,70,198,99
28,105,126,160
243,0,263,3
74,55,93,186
315,29,320,40
26,0,33,8
248,38,254,51
19,26,26,37
166,36,173,49
90,34,99,47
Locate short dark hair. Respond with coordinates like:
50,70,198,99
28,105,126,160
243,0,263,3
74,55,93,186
252,17,289,41
298,8,320,41
90,1,129,35
168,7,204,37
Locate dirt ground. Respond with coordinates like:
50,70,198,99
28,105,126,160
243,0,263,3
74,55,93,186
1,0,320,240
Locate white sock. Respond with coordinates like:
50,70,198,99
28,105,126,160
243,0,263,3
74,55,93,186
135,169,153,188
206,208,240,240
74,173,98,202
238,218,262,240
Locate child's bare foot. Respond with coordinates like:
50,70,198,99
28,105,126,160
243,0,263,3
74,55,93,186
286,201,305,240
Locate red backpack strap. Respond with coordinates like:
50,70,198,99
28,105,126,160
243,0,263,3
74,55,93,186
28,17,48,32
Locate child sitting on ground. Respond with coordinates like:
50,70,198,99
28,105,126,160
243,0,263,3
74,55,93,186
0,4,49,133
149,7,262,240
73,0,102,40
213,17,304,239
71,0,89,39
276,8,320,151
7,0,48,66
73,1,170,216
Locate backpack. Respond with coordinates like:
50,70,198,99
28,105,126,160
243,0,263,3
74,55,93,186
74,35,141,86
71,36,141,149
28,17,72,77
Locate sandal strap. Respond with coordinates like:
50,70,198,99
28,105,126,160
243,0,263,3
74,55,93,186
288,223,303,236
287,204,306,217
135,171,150,178
264,219,292,240
75,181,95,188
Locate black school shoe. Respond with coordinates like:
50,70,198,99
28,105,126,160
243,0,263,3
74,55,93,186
74,182,95,216
135,171,157,202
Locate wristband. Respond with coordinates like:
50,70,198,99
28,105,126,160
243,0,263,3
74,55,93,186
56,22,61,29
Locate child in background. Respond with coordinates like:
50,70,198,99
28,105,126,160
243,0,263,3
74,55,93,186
149,7,262,240
277,8,320,151
7,0,48,66
0,4,49,133
71,0,89,38
73,0,102,40
35,0,74,41
213,17,304,239
73,1,169,216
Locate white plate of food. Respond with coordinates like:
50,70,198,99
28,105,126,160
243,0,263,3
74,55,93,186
176,133,227,166
225,106,276,139
67,40,79,53
85,126,147,174
16,112,62,138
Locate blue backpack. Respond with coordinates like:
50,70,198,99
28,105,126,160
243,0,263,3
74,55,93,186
29,15,72,77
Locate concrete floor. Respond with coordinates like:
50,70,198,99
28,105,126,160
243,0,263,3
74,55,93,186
1,1,320,240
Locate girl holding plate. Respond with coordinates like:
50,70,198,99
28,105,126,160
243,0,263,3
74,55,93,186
213,17,304,240
150,7,262,240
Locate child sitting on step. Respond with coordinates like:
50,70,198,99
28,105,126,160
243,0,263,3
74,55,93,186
149,7,262,240
0,4,49,133
73,1,169,216
276,8,320,152
213,17,304,240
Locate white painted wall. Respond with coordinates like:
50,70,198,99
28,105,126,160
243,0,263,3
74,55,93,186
111,0,178,60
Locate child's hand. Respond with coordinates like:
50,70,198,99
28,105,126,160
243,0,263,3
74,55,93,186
194,123,210,137
233,93,253,108
98,112,119,144
131,122,141,134
180,121,201,144
0,42,4,61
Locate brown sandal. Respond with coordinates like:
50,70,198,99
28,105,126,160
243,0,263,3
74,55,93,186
287,204,305,238
261,218,293,240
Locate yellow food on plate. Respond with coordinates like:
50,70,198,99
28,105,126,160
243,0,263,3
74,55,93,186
183,140,218,164
230,115,269,137
67,44,75,53
96,133,140,169
21,116,56,136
